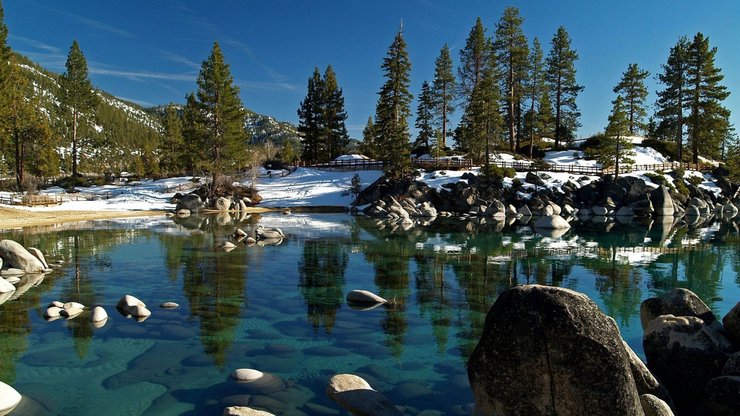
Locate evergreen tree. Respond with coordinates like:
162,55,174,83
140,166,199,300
545,26,583,148
360,116,378,159
195,42,247,183
685,33,730,163
493,6,529,151
458,18,490,107
181,92,207,174
159,104,184,176
457,66,502,164
59,40,98,179
374,28,413,179
613,63,649,135
524,37,550,158
656,36,690,160
598,95,634,179
414,81,435,150
321,65,349,161
431,44,455,149
297,67,324,164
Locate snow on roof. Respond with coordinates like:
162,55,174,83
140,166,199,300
334,154,370,161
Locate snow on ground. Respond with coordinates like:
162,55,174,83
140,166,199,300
418,168,479,192
544,150,596,167
249,168,383,207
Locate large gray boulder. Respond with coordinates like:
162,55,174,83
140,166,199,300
722,301,740,347
643,315,734,413
639,288,719,331
640,394,674,416
703,376,740,416
326,374,402,416
0,278,15,294
623,341,673,407
0,240,45,273
650,186,675,216
533,215,571,229
175,193,205,213
467,285,644,416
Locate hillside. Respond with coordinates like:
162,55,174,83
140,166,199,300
14,53,299,177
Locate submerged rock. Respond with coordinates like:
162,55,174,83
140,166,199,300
346,290,387,305
467,285,643,415
223,406,275,416
326,374,402,416
160,301,179,309
0,381,22,416
230,368,286,395
91,306,108,322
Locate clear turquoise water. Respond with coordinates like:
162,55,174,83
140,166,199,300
0,214,738,415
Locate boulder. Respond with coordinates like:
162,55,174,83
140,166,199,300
643,315,733,413
223,406,275,416
346,290,387,305
117,294,151,319
256,226,284,240
722,352,740,376
592,205,609,216
326,374,402,416
221,241,237,251
64,301,85,310
216,197,232,211
631,198,654,216
639,288,719,331
91,306,108,323
703,376,740,416
233,228,248,238
117,294,146,310
0,381,22,416
525,171,546,186
639,394,674,416
0,240,45,273
44,306,62,319
60,306,83,319
616,206,635,217
533,215,571,229
650,186,675,216
230,369,286,395
26,247,49,269
467,285,644,415
176,209,191,218
722,301,740,347
517,204,532,217
0,278,14,294
175,193,205,213
160,301,179,309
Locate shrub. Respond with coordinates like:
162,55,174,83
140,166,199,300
642,138,679,161
350,173,362,196
674,179,689,197
512,178,523,188
644,172,667,186
687,175,703,186
672,166,685,179
483,165,516,180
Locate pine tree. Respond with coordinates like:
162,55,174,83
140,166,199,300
598,95,634,179
374,27,413,179
321,65,349,161
493,6,529,151
181,92,207,174
458,18,490,107
159,104,184,176
524,37,550,158
656,36,690,161
685,33,730,163
59,40,98,179
414,81,435,150
457,66,502,164
195,42,247,183
431,44,455,149
298,67,324,164
360,116,378,159
613,63,649,135
545,26,583,148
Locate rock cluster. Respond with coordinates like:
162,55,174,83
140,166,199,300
354,172,740,231
0,241,54,306
641,290,739,415
116,294,152,321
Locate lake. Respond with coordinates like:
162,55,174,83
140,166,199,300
1,213,738,415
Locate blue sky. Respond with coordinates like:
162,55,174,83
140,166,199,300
5,0,740,140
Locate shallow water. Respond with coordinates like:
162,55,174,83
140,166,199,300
0,213,738,415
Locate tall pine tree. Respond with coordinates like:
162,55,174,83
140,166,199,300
457,65,502,164
431,44,455,149
195,42,247,184
298,67,324,164
59,40,98,179
181,92,207,174
523,37,551,158
656,36,690,161
685,33,730,163
360,116,378,159
321,65,349,161
458,18,490,108
597,95,634,179
493,6,529,151
613,63,649,135
545,26,583,148
374,27,413,179
414,81,435,150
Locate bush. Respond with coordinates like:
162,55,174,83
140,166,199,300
644,172,668,186
350,173,362,196
674,179,689,197
672,166,685,179
512,178,523,188
642,138,679,161
687,175,703,186
483,164,516,180
580,134,605,151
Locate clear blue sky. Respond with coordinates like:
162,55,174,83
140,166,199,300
6,0,740,140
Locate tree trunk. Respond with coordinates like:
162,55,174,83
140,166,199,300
508,63,516,152
555,77,562,149
72,108,79,179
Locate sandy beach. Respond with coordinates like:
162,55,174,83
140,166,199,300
0,206,166,230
